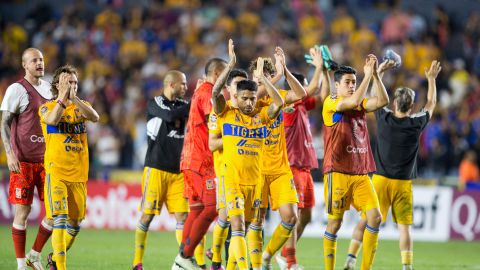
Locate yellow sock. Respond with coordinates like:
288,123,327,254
265,221,294,256
323,231,337,270
175,222,184,246
401,251,413,265
231,231,248,270
52,215,67,270
194,235,206,267
212,219,230,263
247,224,263,268
361,225,379,270
226,246,237,270
133,222,149,266
65,224,80,251
348,239,362,258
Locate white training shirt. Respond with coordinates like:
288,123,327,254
0,79,52,114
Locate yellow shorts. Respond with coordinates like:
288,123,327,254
224,175,261,222
139,167,189,215
363,174,413,224
44,173,86,221
324,172,379,220
260,172,298,210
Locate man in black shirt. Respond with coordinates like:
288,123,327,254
132,70,190,270
343,60,442,270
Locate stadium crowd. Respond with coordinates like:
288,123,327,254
0,0,479,181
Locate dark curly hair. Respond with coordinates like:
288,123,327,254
248,57,276,77
50,65,78,99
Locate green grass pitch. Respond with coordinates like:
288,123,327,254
1,225,479,269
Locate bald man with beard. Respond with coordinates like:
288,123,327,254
132,70,191,270
1,48,54,270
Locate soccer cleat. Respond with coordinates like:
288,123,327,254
174,253,201,270
343,255,357,270
132,263,144,270
210,264,225,270
205,248,213,261
402,265,413,270
18,267,29,270
46,253,57,270
26,252,44,270
275,254,288,270
288,264,304,270
262,251,273,270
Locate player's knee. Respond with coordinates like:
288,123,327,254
230,215,245,231
281,211,298,225
14,205,32,223
326,219,342,234
67,219,82,227
140,213,154,226
368,212,382,227
174,212,188,223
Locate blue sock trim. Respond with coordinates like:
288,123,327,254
248,224,262,231
348,254,357,259
324,231,337,242
231,230,245,237
366,224,379,234
137,222,149,232
66,224,80,236
53,215,67,229
280,221,295,231
176,222,184,230
217,219,230,229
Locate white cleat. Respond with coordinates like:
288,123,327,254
275,254,288,270
288,264,304,270
26,252,44,270
343,256,357,270
173,254,201,270
262,251,273,270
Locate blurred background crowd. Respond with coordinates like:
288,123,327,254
0,0,479,186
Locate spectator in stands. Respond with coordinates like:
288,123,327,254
459,150,480,190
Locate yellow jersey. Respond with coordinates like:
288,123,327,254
258,90,291,175
209,105,271,185
39,100,91,182
322,96,367,126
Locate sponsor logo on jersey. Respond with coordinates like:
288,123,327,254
30,135,45,143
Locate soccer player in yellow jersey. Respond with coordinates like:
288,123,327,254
208,67,248,270
322,55,388,270
210,42,284,270
343,60,441,270
248,47,307,270
39,65,99,270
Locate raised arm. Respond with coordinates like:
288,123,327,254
69,84,99,122
424,60,442,118
254,57,284,119
365,55,390,112
305,47,323,97
336,56,375,112
270,48,285,85
212,39,236,114
276,47,306,104
1,111,19,172
43,73,71,125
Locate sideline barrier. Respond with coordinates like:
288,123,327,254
0,181,478,241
